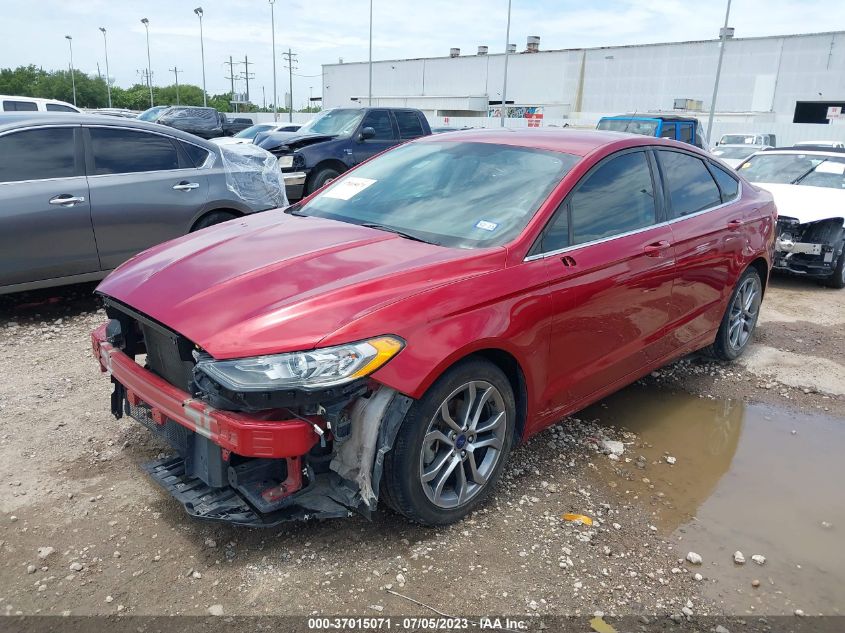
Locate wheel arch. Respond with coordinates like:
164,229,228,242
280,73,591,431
747,256,770,295
188,207,245,232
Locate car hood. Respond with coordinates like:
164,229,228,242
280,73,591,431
97,211,501,359
256,131,335,152
751,182,845,224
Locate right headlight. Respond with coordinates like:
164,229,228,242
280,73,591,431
195,336,404,391
278,155,294,169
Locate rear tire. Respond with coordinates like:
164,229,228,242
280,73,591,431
708,267,763,361
191,210,238,232
306,166,343,195
824,249,845,289
382,358,515,526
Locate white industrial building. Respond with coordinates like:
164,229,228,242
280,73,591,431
321,31,845,144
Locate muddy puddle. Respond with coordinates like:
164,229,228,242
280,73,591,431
584,386,845,616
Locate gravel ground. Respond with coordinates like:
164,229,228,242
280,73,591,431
0,275,842,622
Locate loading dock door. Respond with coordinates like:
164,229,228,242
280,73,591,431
794,101,845,124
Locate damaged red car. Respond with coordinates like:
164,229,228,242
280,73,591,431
92,129,776,526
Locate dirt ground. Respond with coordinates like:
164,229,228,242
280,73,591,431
0,274,842,623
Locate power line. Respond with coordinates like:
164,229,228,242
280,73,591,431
234,55,255,102
282,48,297,122
169,66,181,104
224,55,238,112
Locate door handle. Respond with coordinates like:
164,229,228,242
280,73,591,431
727,219,743,231
173,181,200,191
644,240,671,257
559,255,577,267
49,194,86,206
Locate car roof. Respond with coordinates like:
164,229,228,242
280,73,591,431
753,147,845,157
415,127,696,157
0,112,216,148
601,114,699,123
0,94,76,106
714,144,769,149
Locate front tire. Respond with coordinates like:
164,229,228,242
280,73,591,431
709,267,763,361
824,249,845,289
306,166,343,195
382,358,515,526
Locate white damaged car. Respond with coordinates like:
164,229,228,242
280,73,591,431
737,148,845,289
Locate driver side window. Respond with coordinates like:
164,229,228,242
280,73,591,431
361,110,395,141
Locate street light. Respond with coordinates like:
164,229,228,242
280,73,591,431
194,7,207,107
99,27,112,108
706,0,733,145
500,0,512,128
269,0,278,121
64,35,77,107
368,0,373,105
141,18,153,107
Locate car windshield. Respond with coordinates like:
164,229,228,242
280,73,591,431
297,141,579,248
739,153,845,189
720,134,757,145
597,119,659,136
713,146,756,159
137,106,169,122
296,109,364,137
234,124,273,139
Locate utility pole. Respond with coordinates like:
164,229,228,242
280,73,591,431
169,66,181,104
141,18,154,107
368,0,373,105
500,0,512,128
706,0,733,145
224,56,238,112
64,36,77,107
235,55,255,103
269,0,278,121
194,8,207,107
283,48,297,122
262,85,266,110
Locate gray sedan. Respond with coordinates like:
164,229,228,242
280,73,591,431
0,113,286,295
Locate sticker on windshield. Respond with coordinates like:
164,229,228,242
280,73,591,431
323,177,377,200
815,161,845,175
475,220,499,231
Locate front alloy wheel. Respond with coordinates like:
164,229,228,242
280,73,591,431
382,358,515,525
419,381,507,509
710,267,763,361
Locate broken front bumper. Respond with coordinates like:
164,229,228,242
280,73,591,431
773,216,844,279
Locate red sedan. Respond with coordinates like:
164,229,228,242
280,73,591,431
92,129,775,526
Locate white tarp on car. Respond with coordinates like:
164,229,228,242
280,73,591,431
219,143,288,210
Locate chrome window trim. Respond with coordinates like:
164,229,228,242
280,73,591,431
525,180,743,262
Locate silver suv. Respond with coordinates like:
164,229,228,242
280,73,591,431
0,113,286,295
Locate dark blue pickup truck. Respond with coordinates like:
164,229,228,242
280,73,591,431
255,107,432,200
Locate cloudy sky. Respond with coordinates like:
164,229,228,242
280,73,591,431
2,0,843,109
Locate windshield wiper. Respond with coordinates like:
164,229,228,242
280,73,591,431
791,160,827,185
360,223,439,245
284,203,308,217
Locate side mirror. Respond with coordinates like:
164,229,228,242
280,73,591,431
360,126,376,141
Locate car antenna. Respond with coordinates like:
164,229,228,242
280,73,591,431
623,110,637,134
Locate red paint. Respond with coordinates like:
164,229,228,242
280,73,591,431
95,131,775,452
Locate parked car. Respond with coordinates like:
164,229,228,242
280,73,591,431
156,106,226,139
212,122,301,146
0,113,286,295
256,107,432,199
737,147,845,288
92,130,775,527
711,143,772,168
222,116,255,137
596,114,706,149
0,94,80,113
717,133,777,147
137,105,172,122
793,140,845,150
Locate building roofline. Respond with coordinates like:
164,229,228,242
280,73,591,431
323,30,845,68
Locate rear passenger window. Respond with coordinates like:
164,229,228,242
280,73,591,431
179,141,211,168
46,104,77,112
569,151,656,245
0,127,76,182
89,128,180,175
709,163,739,201
3,100,38,111
395,111,425,139
659,150,722,217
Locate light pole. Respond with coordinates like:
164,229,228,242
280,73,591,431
194,7,207,107
500,0,512,127
64,35,77,107
368,0,373,105
269,0,278,121
141,18,153,107
706,0,732,145
99,27,112,108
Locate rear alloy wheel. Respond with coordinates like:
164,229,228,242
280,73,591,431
382,359,515,525
709,267,762,361
824,249,845,289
